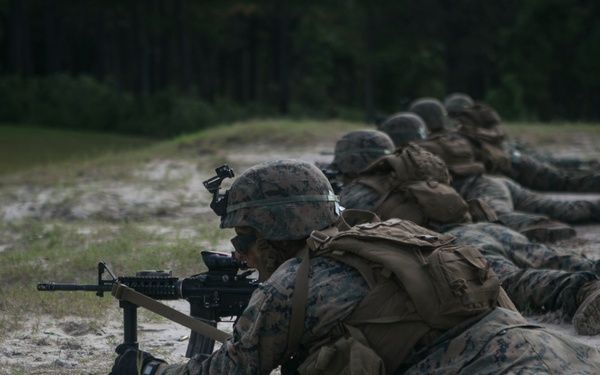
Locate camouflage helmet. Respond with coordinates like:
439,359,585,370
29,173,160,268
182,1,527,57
221,159,340,241
378,112,428,147
330,129,394,175
444,93,474,113
408,97,448,132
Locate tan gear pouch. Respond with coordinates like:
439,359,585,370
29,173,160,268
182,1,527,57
297,326,385,375
479,141,512,175
402,180,471,224
467,198,498,222
426,244,501,319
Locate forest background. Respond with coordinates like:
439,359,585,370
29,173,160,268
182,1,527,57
3,0,600,139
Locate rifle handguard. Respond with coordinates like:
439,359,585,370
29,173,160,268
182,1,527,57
111,283,232,344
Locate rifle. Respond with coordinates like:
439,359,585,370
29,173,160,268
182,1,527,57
314,161,343,195
320,168,343,194
37,250,258,357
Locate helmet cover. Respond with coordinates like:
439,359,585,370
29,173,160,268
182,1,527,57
221,159,340,241
444,93,474,113
379,112,428,147
408,97,448,132
330,129,395,175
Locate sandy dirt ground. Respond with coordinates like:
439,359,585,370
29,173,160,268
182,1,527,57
1,130,600,374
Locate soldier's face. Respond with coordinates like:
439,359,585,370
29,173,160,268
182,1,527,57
231,226,256,256
232,227,270,281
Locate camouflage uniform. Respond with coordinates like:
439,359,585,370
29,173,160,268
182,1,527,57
452,174,600,229
339,180,380,212
508,140,600,172
405,307,600,375
442,222,600,318
509,148,600,193
161,256,371,375
415,133,600,240
160,245,600,375
445,93,600,174
448,102,600,193
444,92,600,172
339,180,600,320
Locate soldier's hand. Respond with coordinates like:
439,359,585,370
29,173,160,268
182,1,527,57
109,343,166,375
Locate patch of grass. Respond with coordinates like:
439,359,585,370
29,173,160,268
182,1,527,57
0,124,157,176
0,213,233,334
0,118,361,186
173,118,361,154
505,122,600,146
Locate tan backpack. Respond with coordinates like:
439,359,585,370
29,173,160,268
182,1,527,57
354,144,472,227
450,104,512,175
290,210,509,375
314,211,502,328
417,132,486,178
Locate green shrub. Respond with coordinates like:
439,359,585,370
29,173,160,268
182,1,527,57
0,74,356,138
120,90,217,137
0,75,34,122
27,74,134,132
485,74,530,121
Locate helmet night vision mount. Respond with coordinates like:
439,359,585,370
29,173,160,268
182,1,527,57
203,164,235,217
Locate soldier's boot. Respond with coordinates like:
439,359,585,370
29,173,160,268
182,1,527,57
518,221,576,243
573,280,600,336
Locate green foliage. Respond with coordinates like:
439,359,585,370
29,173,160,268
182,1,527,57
31,75,131,132
124,91,218,137
495,0,600,120
0,75,287,138
485,74,529,121
0,74,132,131
4,1,600,129
0,75,32,121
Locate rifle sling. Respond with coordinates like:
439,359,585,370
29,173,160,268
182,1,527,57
285,246,310,358
111,283,232,344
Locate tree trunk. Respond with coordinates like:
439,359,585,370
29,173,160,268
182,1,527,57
44,0,60,75
248,14,258,102
8,0,32,75
176,0,192,93
133,1,150,97
364,12,375,124
277,2,289,114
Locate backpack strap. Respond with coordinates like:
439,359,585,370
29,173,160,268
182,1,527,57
286,212,383,362
284,246,310,359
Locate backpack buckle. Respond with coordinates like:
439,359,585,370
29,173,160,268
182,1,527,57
307,230,330,251
310,230,330,244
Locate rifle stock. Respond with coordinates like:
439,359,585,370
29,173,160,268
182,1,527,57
37,251,258,357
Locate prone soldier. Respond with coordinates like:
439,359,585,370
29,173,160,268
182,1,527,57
444,92,600,172
109,159,600,375
412,95,600,193
392,104,600,242
332,129,600,336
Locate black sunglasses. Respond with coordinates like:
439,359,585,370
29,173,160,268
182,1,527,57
231,231,257,255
